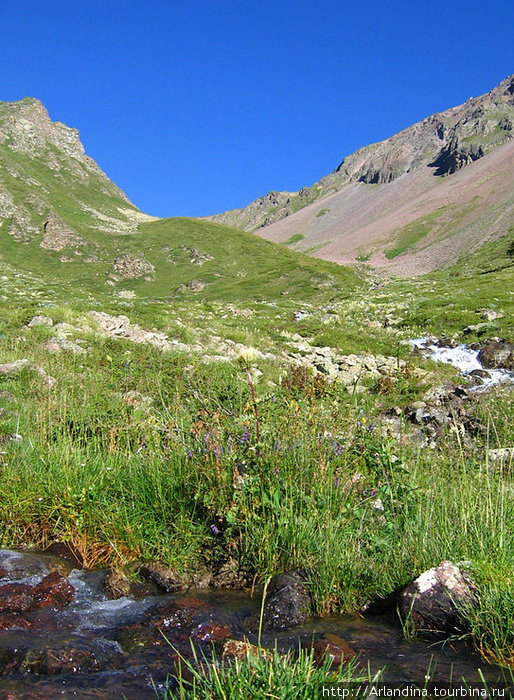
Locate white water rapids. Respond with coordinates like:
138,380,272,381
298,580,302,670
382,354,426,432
409,338,513,391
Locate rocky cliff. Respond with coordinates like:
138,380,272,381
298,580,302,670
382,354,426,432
211,75,514,232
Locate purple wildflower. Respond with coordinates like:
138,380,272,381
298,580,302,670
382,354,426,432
210,525,220,535
187,449,192,458
273,468,279,475
243,426,249,443
334,476,340,487
333,441,343,456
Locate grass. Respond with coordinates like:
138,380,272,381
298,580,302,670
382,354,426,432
384,210,446,259
0,278,513,664
160,644,369,699
284,233,305,245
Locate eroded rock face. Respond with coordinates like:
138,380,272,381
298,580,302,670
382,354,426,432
40,213,83,252
398,561,476,635
478,341,514,370
261,570,312,631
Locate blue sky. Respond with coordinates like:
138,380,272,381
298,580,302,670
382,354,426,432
1,0,513,217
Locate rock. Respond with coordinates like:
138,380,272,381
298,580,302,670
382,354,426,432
31,572,74,609
478,341,514,370
44,541,83,568
210,559,249,589
463,323,490,335
40,213,83,252
0,584,34,613
261,570,312,630
108,254,155,281
478,309,503,322
155,596,208,630
0,360,55,386
192,622,232,644
27,315,53,327
398,561,476,635
222,639,273,661
0,612,33,630
488,448,514,466
469,369,490,379
104,568,157,600
17,643,122,675
138,563,185,593
308,634,357,669
45,337,86,354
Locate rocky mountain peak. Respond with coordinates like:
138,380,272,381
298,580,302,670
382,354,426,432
0,97,85,162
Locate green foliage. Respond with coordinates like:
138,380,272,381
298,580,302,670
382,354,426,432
161,644,367,699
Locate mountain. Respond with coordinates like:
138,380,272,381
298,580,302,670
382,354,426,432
211,75,514,275
0,98,359,302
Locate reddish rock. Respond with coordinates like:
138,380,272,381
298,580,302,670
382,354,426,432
0,583,34,613
32,572,74,609
192,622,232,644
0,568,7,579
309,634,357,670
0,613,33,630
156,596,207,630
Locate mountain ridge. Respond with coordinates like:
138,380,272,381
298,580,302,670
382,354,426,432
210,74,514,242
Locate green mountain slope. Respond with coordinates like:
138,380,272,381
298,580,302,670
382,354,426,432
0,98,359,303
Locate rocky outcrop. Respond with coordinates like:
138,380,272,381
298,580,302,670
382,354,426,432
40,213,83,252
399,561,476,635
286,339,422,391
108,254,155,281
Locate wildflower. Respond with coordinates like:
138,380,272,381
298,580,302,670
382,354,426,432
243,426,249,443
187,449,192,458
273,468,279,475
333,441,343,456
334,476,340,487
210,524,220,535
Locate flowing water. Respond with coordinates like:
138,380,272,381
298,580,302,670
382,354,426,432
0,550,510,698
409,338,514,390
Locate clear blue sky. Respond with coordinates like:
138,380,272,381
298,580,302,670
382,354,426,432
1,0,512,218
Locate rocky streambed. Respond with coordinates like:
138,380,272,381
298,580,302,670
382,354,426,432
0,550,510,698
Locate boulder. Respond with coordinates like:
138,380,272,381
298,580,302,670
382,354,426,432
398,561,476,635
27,315,53,327
478,341,514,370
261,570,312,630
